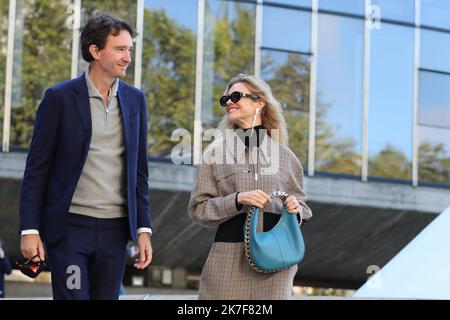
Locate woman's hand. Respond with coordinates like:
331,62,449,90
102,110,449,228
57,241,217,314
284,196,301,214
237,190,272,209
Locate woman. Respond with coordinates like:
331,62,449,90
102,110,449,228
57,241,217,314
188,74,312,299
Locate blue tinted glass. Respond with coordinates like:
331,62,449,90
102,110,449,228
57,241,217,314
261,50,310,166
419,71,450,129
264,0,311,7
262,6,311,52
143,0,197,157
418,126,450,185
11,0,72,148
418,71,450,184
421,30,450,74
422,0,450,30
319,0,364,15
371,0,414,23
315,14,364,175
145,0,197,30
201,0,256,129
368,23,414,180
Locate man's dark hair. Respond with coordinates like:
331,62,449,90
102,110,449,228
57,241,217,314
80,14,135,62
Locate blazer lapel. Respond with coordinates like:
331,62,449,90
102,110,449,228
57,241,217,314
73,74,92,136
117,82,130,146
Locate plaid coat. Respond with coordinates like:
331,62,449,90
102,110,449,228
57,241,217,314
188,130,312,299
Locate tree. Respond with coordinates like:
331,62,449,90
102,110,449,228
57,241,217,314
203,1,255,130
10,0,72,147
419,141,450,183
0,1,9,144
369,145,411,179
141,7,196,157
262,50,360,174
262,52,310,166
139,1,256,156
4,1,449,186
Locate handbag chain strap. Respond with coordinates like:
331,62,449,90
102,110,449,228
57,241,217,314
244,191,291,273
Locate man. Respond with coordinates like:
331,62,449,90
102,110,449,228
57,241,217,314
0,240,12,298
19,14,153,300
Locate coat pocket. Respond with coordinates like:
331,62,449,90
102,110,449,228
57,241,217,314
217,169,251,183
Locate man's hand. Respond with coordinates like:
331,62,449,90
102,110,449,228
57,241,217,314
20,234,45,261
134,232,152,270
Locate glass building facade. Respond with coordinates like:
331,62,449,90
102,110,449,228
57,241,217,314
1,0,449,187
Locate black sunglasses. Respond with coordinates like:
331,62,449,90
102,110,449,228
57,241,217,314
16,255,48,279
220,91,260,107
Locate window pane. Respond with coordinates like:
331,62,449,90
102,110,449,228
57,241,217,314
368,23,414,180
419,71,450,129
142,0,197,157
261,50,310,167
319,0,364,15
371,0,414,23
315,14,364,175
10,0,72,148
421,30,450,74
421,0,450,30
201,0,255,130
264,0,311,7
80,1,137,84
418,126,450,185
419,71,450,185
0,2,9,147
262,6,311,53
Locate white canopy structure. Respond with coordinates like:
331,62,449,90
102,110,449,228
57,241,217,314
354,206,450,299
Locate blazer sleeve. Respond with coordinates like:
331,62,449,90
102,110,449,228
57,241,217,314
188,162,241,228
19,88,61,232
136,92,152,230
287,156,312,223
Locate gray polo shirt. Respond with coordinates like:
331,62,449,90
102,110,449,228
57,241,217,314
69,71,127,219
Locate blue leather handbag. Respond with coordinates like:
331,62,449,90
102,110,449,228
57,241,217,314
244,191,305,273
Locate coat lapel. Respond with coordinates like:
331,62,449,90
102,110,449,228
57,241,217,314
117,82,130,146
73,74,92,136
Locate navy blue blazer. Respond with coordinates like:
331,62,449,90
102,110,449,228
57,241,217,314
19,74,152,244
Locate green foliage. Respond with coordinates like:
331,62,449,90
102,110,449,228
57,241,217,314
141,8,196,156
419,141,450,183
0,1,9,143
369,145,411,179
263,53,310,165
10,0,72,147
3,1,449,184
203,1,255,130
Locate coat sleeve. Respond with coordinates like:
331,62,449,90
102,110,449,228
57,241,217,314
19,88,61,232
136,92,152,230
287,156,312,224
188,162,241,228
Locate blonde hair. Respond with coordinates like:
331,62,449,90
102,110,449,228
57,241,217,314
218,74,288,145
